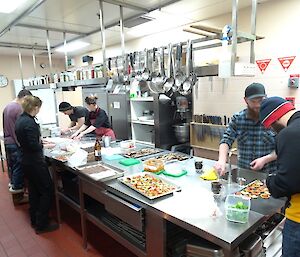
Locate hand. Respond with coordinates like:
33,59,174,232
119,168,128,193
60,128,70,134
70,132,78,139
214,160,226,176
75,133,84,140
250,157,266,170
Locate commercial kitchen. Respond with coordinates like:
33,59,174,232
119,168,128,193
0,0,299,256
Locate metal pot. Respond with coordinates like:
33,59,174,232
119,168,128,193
174,123,190,143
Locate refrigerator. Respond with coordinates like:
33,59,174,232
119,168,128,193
108,93,131,140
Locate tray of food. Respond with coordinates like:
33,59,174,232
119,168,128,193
119,172,180,200
53,155,69,162
143,159,164,173
123,148,163,159
235,180,271,199
153,152,190,162
76,162,124,181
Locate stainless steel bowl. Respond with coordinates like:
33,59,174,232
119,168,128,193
174,123,190,143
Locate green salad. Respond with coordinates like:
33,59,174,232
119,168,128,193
226,201,249,223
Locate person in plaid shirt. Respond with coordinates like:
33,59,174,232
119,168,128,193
214,83,277,175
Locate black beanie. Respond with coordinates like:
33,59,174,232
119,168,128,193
59,102,72,112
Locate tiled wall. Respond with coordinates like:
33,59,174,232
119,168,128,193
193,73,299,117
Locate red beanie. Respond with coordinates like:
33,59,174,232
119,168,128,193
260,97,295,128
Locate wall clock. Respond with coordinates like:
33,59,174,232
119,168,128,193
0,75,8,87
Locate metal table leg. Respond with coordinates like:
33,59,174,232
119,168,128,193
145,210,166,257
79,179,87,249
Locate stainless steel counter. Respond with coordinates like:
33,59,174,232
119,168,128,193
45,141,286,255
104,157,284,250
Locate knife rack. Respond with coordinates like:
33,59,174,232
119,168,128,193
190,122,237,151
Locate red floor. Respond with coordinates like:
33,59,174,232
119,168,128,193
0,163,137,257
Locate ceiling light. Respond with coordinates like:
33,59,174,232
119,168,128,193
55,41,90,53
0,0,27,13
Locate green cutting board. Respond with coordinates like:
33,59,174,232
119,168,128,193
119,158,141,166
163,170,188,177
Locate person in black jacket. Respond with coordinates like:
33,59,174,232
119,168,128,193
260,96,300,257
15,95,58,234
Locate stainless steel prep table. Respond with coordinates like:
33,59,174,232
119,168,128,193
46,147,286,257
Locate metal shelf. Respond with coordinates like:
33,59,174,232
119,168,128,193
130,97,154,102
132,120,154,126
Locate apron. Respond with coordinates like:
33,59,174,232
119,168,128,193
89,108,116,140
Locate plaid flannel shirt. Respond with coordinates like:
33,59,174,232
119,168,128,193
220,109,277,173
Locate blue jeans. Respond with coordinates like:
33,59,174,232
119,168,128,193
282,218,300,257
5,144,23,189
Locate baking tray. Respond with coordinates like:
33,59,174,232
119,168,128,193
235,179,271,200
76,162,124,181
151,152,190,162
122,148,164,159
118,172,181,200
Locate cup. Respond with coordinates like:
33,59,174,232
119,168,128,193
194,161,203,174
211,181,222,194
102,136,111,148
237,177,246,186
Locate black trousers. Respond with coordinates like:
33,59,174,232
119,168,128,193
22,158,54,230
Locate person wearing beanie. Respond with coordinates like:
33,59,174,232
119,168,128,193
58,102,89,134
260,96,300,256
214,83,277,175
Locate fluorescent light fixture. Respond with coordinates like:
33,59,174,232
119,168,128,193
56,41,90,53
0,0,27,13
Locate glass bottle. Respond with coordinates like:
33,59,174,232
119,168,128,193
94,137,102,161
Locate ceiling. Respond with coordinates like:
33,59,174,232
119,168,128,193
0,0,270,58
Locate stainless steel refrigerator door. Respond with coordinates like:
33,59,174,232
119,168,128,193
108,93,131,140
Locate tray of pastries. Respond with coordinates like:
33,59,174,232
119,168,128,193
119,172,180,200
235,180,271,199
123,148,163,159
153,152,189,162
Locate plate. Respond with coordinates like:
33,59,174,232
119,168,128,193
119,172,180,200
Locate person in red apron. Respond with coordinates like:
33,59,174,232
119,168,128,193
70,95,116,140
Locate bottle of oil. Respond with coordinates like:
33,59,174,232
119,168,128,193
94,137,102,161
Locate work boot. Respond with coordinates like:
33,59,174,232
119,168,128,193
15,195,29,205
9,187,24,194
35,223,59,234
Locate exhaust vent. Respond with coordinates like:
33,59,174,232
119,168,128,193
123,16,154,28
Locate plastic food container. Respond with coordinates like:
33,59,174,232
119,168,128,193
225,195,250,224
120,140,135,153
143,159,164,173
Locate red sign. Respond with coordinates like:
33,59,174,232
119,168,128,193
286,97,295,106
278,56,296,72
256,59,271,73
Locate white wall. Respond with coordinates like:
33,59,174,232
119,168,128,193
0,55,65,127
